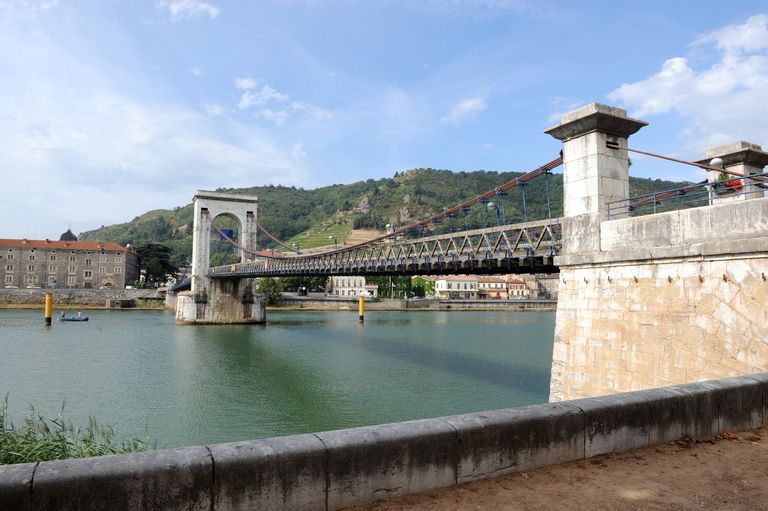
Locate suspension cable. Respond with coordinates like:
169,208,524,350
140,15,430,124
623,146,766,181
207,154,564,260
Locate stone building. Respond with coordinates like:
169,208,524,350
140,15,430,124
477,276,508,299
327,276,378,298
0,229,139,289
506,277,530,298
434,276,478,299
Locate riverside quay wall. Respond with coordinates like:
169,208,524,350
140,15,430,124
0,288,161,307
1,373,766,510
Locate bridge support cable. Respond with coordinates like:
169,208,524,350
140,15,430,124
615,144,768,185
205,155,564,279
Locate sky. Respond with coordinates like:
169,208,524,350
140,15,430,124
1,0,767,239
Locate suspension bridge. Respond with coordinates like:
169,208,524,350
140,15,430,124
206,155,564,279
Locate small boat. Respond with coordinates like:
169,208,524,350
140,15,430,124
59,316,89,322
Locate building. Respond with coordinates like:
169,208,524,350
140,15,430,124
434,276,478,299
1,229,139,289
327,276,378,298
477,276,508,299
507,277,530,298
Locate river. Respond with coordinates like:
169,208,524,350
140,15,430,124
0,309,554,448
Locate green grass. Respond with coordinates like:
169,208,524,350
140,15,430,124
0,397,152,465
280,219,354,252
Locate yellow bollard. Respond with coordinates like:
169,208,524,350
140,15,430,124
358,295,365,323
44,292,53,326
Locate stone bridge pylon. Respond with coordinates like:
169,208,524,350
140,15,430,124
176,190,265,324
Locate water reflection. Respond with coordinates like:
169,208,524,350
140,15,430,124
0,309,554,447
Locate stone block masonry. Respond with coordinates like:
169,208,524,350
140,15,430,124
550,198,768,401
546,102,768,402
1,374,766,510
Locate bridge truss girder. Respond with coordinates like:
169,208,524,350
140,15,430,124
208,218,562,279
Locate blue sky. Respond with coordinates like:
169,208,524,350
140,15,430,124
1,1,766,238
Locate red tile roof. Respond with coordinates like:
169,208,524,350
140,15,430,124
0,239,131,252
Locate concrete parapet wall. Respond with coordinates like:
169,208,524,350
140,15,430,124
2,373,766,510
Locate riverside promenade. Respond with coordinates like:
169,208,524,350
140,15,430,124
349,426,768,511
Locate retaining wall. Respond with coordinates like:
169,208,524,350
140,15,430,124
0,288,162,306
1,373,766,510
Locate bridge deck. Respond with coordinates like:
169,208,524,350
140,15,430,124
209,218,562,278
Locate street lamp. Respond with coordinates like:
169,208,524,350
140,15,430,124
708,157,724,206
487,201,501,226
328,235,337,249
385,223,397,244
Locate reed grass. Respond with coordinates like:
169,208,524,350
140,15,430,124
0,397,152,465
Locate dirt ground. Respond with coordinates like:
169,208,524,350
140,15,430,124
347,426,768,511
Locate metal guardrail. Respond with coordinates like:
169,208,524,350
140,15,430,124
607,172,768,220
208,218,563,278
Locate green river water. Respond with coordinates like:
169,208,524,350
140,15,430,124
0,309,554,448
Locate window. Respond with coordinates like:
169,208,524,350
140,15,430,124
115,255,121,263
114,267,121,274
99,256,106,263
48,276,56,284
67,276,76,285
85,259,92,266
99,266,106,273
84,270,92,278
7,254,13,260
5,275,12,283
28,265,35,272
49,265,57,272
29,254,36,261
69,255,76,262
50,255,56,261
69,266,76,273
5,265,12,271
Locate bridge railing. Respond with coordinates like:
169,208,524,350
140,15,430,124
208,218,563,278
606,171,768,220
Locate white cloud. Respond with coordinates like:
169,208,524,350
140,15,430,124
291,101,333,121
608,14,768,151
234,77,258,90
441,97,487,125
238,84,289,110
156,0,220,22
191,67,202,76
257,109,290,126
0,19,304,238
292,142,306,159
204,103,223,116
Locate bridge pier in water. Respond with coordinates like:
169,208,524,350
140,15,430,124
176,190,266,324
547,103,768,401
176,277,265,324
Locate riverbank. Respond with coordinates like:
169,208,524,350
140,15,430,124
0,288,165,309
275,293,557,312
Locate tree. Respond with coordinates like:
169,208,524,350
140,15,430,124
258,278,284,305
136,243,177,287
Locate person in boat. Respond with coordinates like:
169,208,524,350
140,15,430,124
60,311,65,319
76,311,82,319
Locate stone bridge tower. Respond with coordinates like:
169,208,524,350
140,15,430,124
176,190,264,324
546,103,768,401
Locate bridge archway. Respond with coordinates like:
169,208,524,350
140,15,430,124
191,190,258,293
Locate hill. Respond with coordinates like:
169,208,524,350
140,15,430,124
79,168,688,266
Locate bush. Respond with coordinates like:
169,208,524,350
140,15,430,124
0,397,152,465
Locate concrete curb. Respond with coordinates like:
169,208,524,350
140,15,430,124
1,373,766,510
